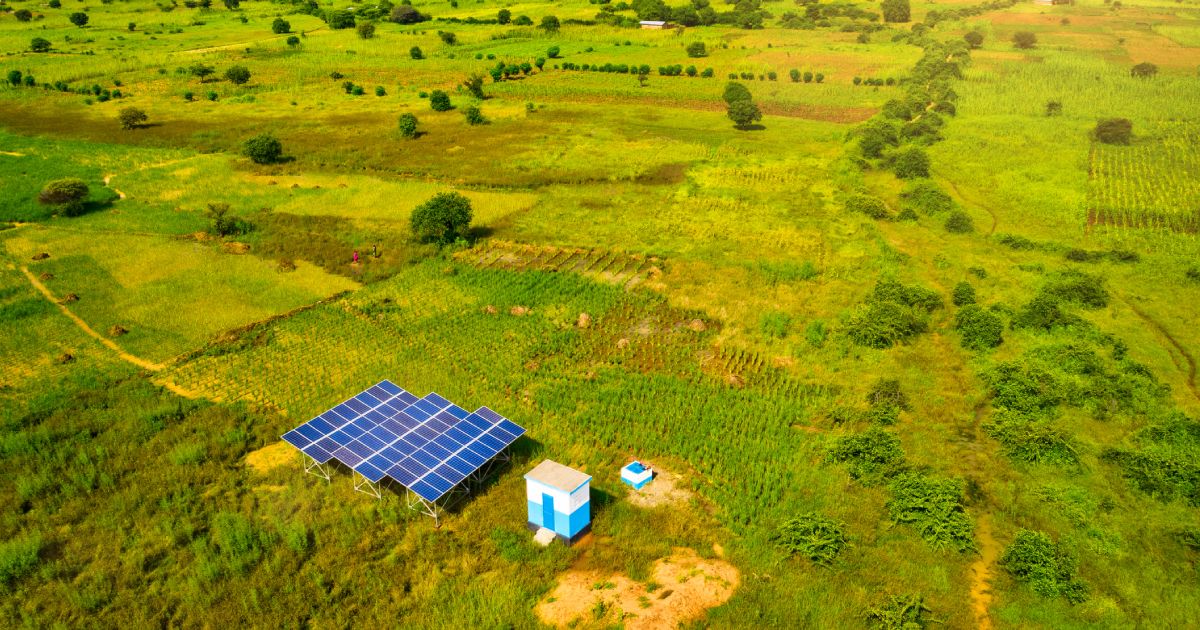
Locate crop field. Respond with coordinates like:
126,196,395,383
3,0,1200,628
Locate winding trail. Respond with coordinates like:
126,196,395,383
937,173,999,236
969,514,1001,630
1124,299,1199,405
19,265,200,399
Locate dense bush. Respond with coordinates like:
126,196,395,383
0,534,42,586
686,41,707,58
955,305,1003,350
1130,62,1157,78
963,31,984,49
886,472,975,552
865,594,933,629
391,5,430,24
429,90,452,111
984,361,1065,416
1011,293,1086,331
37,178,90,216
1041,270,1108,309
242,133,283,164
848,279,941,348
952,281,976,306
845,193,889,219
1012,31,1037,49
397,112,419,138
985,411,1079,465
463,106,486,125
827,427,905,485
410,192,473,244
1102,413,1200,506
1094,118,1132,145
773,513,849,565
881,0,910,22
900,179,954,214
892,147,930,179
30,37,52,53
271,17,290,34
117,107,148,130
727,99,761,129
205,202,253,237
944,210,974,233
1000,530,1089,603
357,22,376,40
224,65,251,85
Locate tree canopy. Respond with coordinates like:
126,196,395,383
410,192,473,244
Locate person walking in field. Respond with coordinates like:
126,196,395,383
352,250,359,264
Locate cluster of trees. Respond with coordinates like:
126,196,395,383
594,0,764,29
185,62,251,85
853,76,895,86
487,60,540,82
779,0,879,30
8,69,129,103
556,61,715,79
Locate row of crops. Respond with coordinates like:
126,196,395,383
1088,122,1200,236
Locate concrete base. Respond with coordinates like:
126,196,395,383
527,521,592,546
533,527,557,547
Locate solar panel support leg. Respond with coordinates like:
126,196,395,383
354,475,382,499
407,491,441,527
303,455,331,482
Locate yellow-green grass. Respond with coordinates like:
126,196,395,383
2,226,358,362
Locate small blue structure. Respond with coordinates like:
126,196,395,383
525,460,591,544
620,461,653,490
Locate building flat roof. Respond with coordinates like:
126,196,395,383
526,459,591,493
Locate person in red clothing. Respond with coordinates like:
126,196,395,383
352,250,359,264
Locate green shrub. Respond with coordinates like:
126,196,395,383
984,411,1079,465
846,193,890,219
243,133,283,164
892,147,930,179
900,179,954,215
209,512,270,575
1011,294,1086,331
1000,529,1089,603
867,379,910,411
1101,413,1200,506
805,320,827,348
397,112,419,138
1042,270,1108,309
37,178,90,216
463,105,486,125
0,534,42,586
983,362,1064,416
886,472,975,552
411,192,472,244
429,90,452,111
952,281,976,306
944,210,974,233
1093,118,1132,145
955,305,1003,350
827,427,905,485
865,593,933,629
774,513,849,565
760,311,791,339
848,301,929,349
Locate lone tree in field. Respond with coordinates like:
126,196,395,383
686,41,707,58
892,147,930,179
357,22,376,40
243,133,283,164
439,31,457,45
30,38,52,53
540,15,561,32
225,65,251,85
462,73,485,99
390,5,429,24
1130,62,1157,78
881,0,910,23
14,9,33,22
117,107,148,130
287,35,301,48
1012,31,1037,49
272,18,291,34
38,178,90,216
964,31,984,49
1094,118,1133,145
429,90,452,111
411,192,473,244
463,106,486,125
497,9,511,24
69,12,89,27
398,112,419,138
410,46,424,60
189,62,216,80
727,99,762,129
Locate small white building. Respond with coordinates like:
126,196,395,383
525,460,591,544
639,20,673,30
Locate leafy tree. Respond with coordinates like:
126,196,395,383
390,5,429,24
189,62,216,80
945,210,974,233
463,106,486,125
513,15,533,26
1012,31,1037,49
243,133,283,164
38,178,90,216
326,9,355,29
410,46,424,60
1094,118,1132,145
205,203,252,237
117,107,148,130
534,57,545,70
30,38,52,53
1130,62,1157,78
7,71,22,87
438,31,456,45
951,281,976,306
286,35,301,48
429,90,451,111
727,99,762,129
272,18,291,34
224,65,251,85
686,41,707,58
892,147,930,179
375,85,386,96
547,45,561,58
881,0,909,22
789,69,800,82
462,73,485,99
497,8,511,24
69,12,89,27
410,192,473,244
49,0,61,7
964,31,984,49
397,112,419,138
223,0,240,9
722,81,751,105
540,15,560,32
14,9,33,22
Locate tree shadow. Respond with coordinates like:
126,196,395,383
735,124,767,131
467,225,495,241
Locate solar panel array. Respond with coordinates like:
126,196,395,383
281,380,525,502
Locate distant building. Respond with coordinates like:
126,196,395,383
525,460,591,544
621,461,653,490
639,20,673,29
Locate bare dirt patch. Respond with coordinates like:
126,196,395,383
627,467,695,509
537,547,739,630
969,513,1001,630
245,441,295,474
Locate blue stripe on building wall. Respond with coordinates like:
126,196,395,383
528,499,591,538
568,500,590,537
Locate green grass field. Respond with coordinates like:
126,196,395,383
3,0,1200,627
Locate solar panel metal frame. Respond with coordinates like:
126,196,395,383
281,380,526,504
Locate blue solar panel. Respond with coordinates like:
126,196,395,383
281,382,525,502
